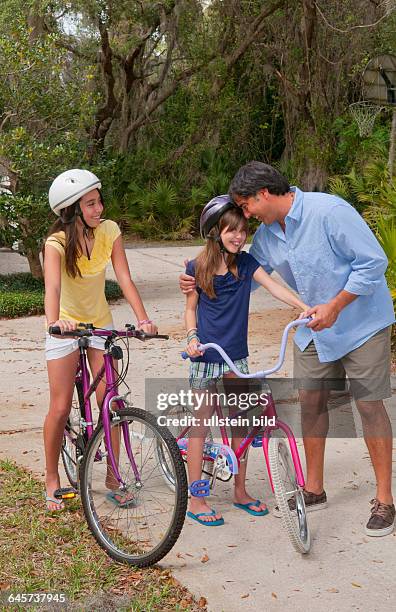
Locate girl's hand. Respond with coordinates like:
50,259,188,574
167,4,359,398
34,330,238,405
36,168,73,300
298,309,314,320
138,321,158,335
48,319,77,336
187,337,203,357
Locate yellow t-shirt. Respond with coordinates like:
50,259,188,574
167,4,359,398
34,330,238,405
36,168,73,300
46,219,121,327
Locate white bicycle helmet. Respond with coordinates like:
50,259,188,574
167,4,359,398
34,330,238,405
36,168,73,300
49,169,101,215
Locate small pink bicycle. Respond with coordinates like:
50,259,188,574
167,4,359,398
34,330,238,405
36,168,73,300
176,318,311,554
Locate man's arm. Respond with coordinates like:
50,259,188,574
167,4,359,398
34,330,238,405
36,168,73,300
249,225,274,291
179,259,196,294
307,203,388,331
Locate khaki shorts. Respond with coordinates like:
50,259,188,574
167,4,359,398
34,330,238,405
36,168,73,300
293,326,392,402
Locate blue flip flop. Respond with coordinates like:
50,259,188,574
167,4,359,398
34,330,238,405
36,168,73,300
233,500,269,516
187,509,224,526
106,491,136,509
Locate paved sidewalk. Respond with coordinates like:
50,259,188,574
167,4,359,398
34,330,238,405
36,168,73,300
0,247,395,611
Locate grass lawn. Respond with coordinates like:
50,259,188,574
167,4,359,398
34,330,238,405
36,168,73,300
0,460,205,611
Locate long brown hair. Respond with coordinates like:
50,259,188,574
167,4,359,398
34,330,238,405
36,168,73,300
45,192,102,278
195,207,248,299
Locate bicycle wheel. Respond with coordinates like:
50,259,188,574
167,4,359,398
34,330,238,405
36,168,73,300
79,406,188,566
61,380,85,489
268,436,310,554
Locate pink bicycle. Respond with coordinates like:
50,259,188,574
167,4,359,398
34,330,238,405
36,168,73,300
177,318,311,554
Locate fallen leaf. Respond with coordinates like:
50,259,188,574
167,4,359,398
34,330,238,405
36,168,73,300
326,588,339,593
241,594,249,599
351,582,362,588
201,553,209,563
198,597,207,607
272,592,278,599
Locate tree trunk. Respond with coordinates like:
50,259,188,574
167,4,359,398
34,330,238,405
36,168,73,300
388,108,396,179
26,249,43,279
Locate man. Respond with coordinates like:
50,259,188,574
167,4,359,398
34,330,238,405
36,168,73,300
180,161,395,536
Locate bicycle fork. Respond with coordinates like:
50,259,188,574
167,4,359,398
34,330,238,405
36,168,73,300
101,393,142,490
262,421,306,493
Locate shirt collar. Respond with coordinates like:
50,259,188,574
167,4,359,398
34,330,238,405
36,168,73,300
285,186,303,222
264,186,303,240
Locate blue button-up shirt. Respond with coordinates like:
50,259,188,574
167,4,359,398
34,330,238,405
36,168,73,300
250,187,395,362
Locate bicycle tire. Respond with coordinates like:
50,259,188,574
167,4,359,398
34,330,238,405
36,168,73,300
61,380,85,488
268,436,310,554
79,405,188,566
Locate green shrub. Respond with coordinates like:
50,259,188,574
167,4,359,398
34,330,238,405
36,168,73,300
0,273,122,318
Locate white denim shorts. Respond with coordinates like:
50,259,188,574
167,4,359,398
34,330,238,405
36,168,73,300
45,324,113,361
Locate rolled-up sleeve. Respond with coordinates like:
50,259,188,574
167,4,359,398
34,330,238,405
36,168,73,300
326,205,388,296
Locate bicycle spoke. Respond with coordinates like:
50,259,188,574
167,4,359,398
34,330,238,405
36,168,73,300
80,407,187,565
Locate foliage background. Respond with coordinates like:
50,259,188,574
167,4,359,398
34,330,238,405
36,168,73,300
0,0,395,315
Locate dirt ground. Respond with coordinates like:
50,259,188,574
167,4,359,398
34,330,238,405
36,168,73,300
0,246,395,612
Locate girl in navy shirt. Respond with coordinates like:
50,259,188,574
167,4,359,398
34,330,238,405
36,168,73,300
184,195,308,526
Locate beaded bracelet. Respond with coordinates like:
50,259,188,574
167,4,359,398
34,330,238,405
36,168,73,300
138,319,153,326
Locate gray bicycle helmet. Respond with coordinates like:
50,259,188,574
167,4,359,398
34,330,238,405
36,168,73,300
200,195,235,239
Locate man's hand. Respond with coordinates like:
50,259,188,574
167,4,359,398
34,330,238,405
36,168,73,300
179,273,196,294
306,302,340,331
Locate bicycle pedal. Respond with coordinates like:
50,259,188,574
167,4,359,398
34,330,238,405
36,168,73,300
251,435,263,448
189,479,210,497
54,487,78,500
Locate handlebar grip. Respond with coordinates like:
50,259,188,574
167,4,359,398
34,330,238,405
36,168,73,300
48,326,82,336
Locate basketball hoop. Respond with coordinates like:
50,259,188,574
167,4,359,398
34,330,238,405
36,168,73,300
349,101,384,137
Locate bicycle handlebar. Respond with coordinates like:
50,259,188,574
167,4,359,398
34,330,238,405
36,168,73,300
182,317,311,378
48,325,169,341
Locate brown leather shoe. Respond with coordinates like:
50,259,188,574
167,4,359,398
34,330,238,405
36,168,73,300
273,489,327,518
365,498,395,537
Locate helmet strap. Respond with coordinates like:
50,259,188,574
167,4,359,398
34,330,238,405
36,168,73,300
75,202,94,235
207,233,239,256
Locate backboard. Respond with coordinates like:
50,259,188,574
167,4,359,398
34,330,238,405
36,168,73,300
363,54,396,106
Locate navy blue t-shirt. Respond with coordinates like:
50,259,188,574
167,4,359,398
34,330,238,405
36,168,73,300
186,252,261,364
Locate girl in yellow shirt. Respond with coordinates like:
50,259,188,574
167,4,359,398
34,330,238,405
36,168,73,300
44,169,157,511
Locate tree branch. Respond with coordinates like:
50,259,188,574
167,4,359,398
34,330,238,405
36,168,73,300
89,18,118,154
314,0,394,33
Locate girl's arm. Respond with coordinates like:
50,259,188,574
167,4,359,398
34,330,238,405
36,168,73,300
184,290,202,357
44,244,77,332
111,235,157,334
253,266,309,311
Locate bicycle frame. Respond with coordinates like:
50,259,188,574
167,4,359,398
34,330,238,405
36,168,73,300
178,317,311,491
176,388,305,492
74,336,140,488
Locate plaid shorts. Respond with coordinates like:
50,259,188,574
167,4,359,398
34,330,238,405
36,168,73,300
189,358,249,390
